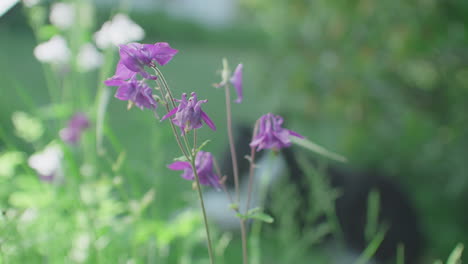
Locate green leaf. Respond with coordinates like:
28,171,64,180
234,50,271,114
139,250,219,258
174,155,189,162
447,243,464,264
237,208,275,223
290,137,347,163
249,212,274,223
229,203,239,211
247,207,262,215
196,140,211,153
38,25,60,41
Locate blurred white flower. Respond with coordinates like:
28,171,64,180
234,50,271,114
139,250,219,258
94,14,145,49
23,0,39,8
69,233,91,263
33,35,70,65
28,145,63,182
0,0,19,17
19,208,38,224
77,43,103,72
49,2,75,30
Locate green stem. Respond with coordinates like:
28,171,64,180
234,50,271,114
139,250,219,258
153,66,214,263
224,84,240,203
190,159,216,264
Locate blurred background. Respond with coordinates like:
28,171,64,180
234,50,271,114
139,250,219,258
0,0,467,263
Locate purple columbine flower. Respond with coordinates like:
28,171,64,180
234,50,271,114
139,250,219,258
104,42,178,85
162,92,216,135
250,113,304,151
168,151,221,189
59,113,90,144
114,77,158,110
230,63,243,103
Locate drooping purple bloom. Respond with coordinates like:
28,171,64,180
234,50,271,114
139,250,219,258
168,151,221,189
162,92,216,135
114,77,158,110
59,113,90,144
230,63,243,103
104,42,178,85
250,113,304,151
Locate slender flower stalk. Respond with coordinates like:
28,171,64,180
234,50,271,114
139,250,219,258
224,83,241,203
218,59,248,264
191,158,216,264
246,120,260,213
154,66,216,264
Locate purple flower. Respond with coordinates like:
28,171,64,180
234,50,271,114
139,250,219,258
59,113,90,144
168,151,221,189
104,42,178,85
250,113,304,151
230,63,243,103
114,78,158,110
162,92,216,135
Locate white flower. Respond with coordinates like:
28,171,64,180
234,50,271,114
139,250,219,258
77,43,103,72
33,35,70,65
49,2,75,30
0,0,19,17
28,145,63,181
94,14,145,49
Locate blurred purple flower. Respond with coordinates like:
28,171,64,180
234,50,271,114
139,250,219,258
115,78,158,110
168,151,221,189
59,113,90,144
104,42,178,85
162,92,216,135
250,113,303,151
230,63,243,103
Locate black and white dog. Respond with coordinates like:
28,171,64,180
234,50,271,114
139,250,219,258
204,125,423,263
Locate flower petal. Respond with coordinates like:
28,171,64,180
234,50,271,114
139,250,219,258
115,83,136,101
161,107,178,121
201,111,216,131
145,42,178,66
167,161,191,170
288,130,304,138
104,60,136,86
230,63,243,103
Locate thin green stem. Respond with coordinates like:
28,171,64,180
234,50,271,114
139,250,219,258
224,84,240,203
153,67,177,109
240,220,249,264
154,66,214,263
246,121,260,212
193,130,198,153
190,159,216,264
155,79,190,159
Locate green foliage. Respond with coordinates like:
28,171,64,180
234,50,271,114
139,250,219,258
244,0,468,258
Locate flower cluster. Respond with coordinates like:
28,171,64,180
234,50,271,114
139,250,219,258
162,92,216,135
104,42,178,110
250,113,303,151
168,151,221,189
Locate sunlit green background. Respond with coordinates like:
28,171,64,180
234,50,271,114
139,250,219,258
1,0,467,263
